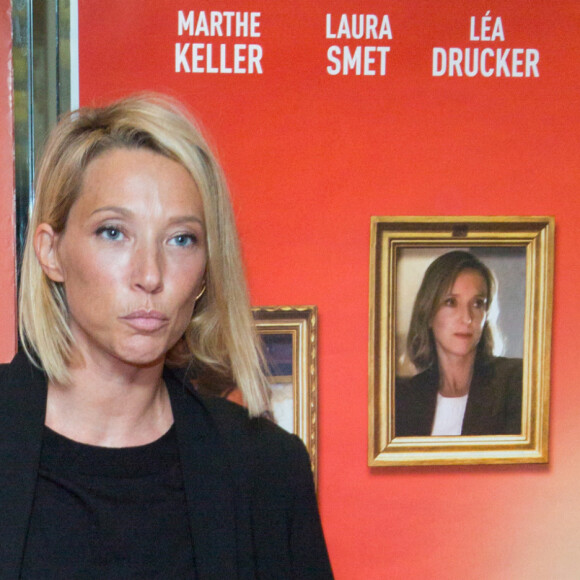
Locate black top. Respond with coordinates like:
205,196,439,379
21,425,196,579
0,352,333,579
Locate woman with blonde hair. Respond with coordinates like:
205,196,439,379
396,251,522,437
0,94,332,578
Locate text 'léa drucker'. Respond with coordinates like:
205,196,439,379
433,12,540,78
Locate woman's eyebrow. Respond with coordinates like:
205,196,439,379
90,206,131,217
90,207,204,227
167,215,205,227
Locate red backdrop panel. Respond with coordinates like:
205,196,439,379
78,1,580,577
0,0,16,360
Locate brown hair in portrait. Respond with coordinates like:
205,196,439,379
406,250,497,371
19,93,270,417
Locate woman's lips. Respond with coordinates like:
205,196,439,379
454,332,473,339
121,309,168,332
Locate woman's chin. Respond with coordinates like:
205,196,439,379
70,342,169,373
113,348,168,369
436,342,479,362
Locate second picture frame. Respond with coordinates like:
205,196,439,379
368,216,554,467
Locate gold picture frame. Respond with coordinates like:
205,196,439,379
368,217,554,466
253,306,318,481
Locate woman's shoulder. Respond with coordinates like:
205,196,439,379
484,356,523,379
0,351,47,404
166,368,316,503
203,395,308,460
490,356,523,368
200,395,317,512
396,366,437,392
166,366,308,462
0,350,40,378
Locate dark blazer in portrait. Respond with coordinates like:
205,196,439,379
0,352,333,579
395,356,523,437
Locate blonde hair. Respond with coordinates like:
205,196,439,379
19,93,270,417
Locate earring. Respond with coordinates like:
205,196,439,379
194,284,206,302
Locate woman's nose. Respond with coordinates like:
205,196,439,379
132,243,163,294
460,304,473,324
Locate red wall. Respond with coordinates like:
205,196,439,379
80,1,580,577
0,0,16,359
2,0,579,577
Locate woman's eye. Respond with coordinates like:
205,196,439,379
443,297,456,307
473,298,487,309
96,226,124,241
170,233,196,247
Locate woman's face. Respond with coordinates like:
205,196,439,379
430,269,488,362
38,147,207,371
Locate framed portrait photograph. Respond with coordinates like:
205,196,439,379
253,306,319,480
368,217,554,466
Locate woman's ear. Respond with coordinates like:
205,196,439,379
34,223,65,282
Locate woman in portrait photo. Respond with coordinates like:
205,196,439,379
0,94,333,578
395,250,523,437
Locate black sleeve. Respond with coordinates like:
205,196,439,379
202,398,334,578
248,429,334,579
286,436,334,579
